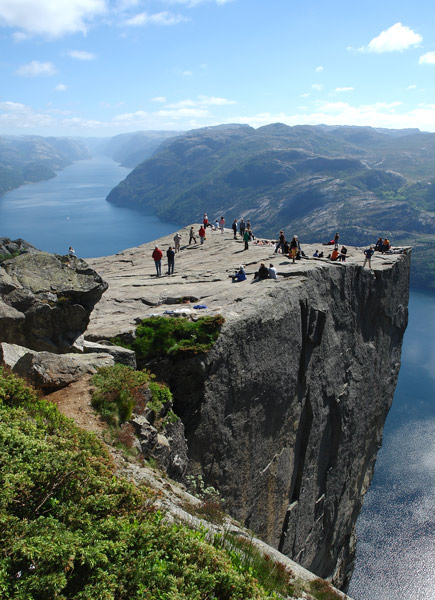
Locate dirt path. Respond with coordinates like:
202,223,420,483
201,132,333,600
47,375,106,435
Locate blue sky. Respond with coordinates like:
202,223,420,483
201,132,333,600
2,0,435,136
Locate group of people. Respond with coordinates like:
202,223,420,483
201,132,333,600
151,231,182,276
150,217,395,277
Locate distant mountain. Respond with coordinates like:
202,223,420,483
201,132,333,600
106,123,435,289
99,130,182,167
0,136,90,195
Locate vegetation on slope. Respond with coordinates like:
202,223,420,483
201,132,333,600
0,367,282,599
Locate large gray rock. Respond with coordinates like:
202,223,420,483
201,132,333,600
0,250,107,352
0,342,113,388
86,226,411,590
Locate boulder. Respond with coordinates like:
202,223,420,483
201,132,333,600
0,342,113,389
0,250,107,352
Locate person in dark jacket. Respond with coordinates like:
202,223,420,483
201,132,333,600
167,246,175,275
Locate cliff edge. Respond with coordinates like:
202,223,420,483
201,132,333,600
86,226,410,590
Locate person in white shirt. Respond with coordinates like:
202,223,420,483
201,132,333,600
268,263,277,279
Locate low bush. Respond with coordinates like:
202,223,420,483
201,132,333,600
0,368,282,599
91,364,152,426
132,315,225,360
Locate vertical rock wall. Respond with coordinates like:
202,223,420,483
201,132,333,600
156,255,410,590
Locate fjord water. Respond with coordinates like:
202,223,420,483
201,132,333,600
349,289,435,600
0,156,434,599
0,155,179,257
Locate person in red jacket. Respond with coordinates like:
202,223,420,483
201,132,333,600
198,226,206,245
152,245,163,276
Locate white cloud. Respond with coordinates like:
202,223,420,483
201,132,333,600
359,22,422,53
125,11,188,26
151,96,167,103
166,95,236,108
68,50,96,61
164,0,233,6
155,107,209,118
407,84,417,90
315,65,324,72
0,0,106,38
55,83,67,91
335,87,354,93
182,70,193,76
311,83,323,91
300,93,310,98
16,60,57,77
419,52,435,64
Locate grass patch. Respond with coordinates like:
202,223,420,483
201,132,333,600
132,314,225,360
214,532,295,598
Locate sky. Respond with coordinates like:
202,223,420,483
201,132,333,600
2,0,435,137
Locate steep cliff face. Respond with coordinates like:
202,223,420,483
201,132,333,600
86,226,410,590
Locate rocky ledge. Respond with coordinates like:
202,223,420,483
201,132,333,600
86,225,410,590
0,250,107,353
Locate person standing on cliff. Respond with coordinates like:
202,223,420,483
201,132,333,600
232,219,238,239
275,230,286,254
219,216,225,234
167,246,175,275
152,245,163,277
243,229,250,250
239,218,246,238
334,232,340,249
199,225,206,245
173,232,182,253
189,227,197,244
363,246,374,269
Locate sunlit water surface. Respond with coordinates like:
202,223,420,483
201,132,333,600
349,290,435,600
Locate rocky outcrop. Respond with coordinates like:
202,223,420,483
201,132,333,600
86,226,410,591
0,342,114,389
0,250,107,352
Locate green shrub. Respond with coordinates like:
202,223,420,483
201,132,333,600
0,370,282,599
91,364,152,426
132,315,225,360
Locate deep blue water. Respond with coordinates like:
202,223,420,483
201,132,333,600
349,289,435,600
0,157,434,599
0,155,179,257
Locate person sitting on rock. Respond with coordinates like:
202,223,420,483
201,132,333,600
329,248,340,261
232,266,246,282
268,264,277,279
375,237,384,252
253,263,270,280
339,246,348,262
382,238,391,253
313,249,319,257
